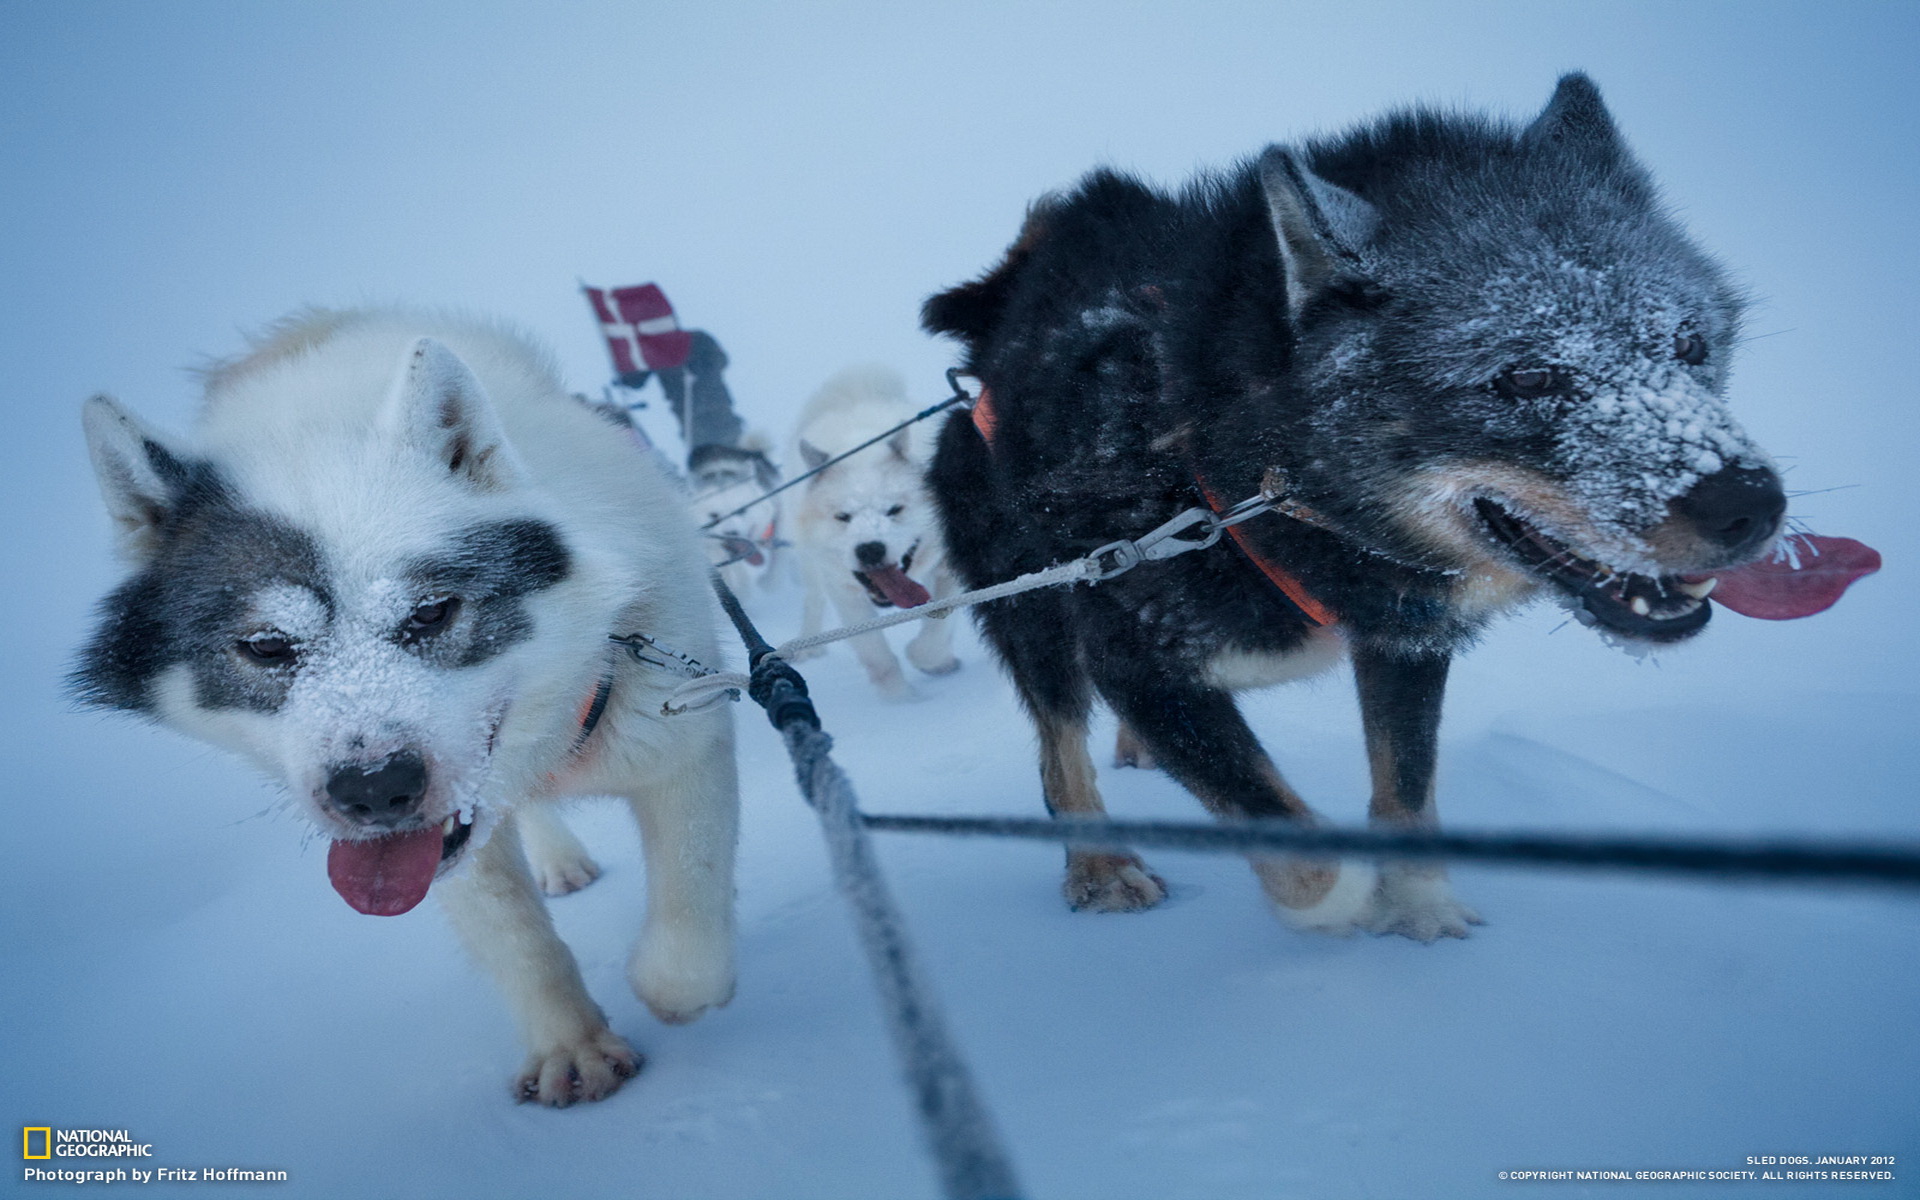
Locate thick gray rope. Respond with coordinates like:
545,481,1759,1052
710,575,1024,1200
781,722,1024,1200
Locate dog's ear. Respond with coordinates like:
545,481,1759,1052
380,338,524,491
886,428,912,460
1523,72,1624,161
1257,147,1377,320
798,438,829,472
82,394,193,562
752,452,782,492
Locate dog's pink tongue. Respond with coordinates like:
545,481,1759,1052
866,564,932,608
1690,534,1881,620
327,829,443,916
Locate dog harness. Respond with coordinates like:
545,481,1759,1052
968,384,1336,626
571,665,616,754
1191,474,1337,626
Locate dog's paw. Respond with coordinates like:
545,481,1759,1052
629,926,736,1025
513,1029,642,1107
530,848,601,897
1260,857,1378,935
906,639,960,675
1360,869,1483,942
874,678,924,703
1064,851,1168,912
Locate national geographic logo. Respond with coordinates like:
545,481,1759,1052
21,1126,289,1185
22,1127,152,1158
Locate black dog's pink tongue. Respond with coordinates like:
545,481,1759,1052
327,828,443,916
865,564,932,608
1690,533,1881,620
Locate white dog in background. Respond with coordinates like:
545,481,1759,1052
687,436,783,595
75,308,738,1107
788,365,958,699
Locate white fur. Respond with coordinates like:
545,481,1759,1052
84,309,738,1106
787,365,958,699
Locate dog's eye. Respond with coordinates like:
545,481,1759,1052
406,596,458,636
238,632,296,664
834,512,852,523
1493,367,1557,400
1674,332,1708,366
886,504,905,517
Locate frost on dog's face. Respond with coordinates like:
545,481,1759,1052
75,339,575,913
1265,75,1785,645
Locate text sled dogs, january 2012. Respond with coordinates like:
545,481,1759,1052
74,309,739,1105
923,74,1832,939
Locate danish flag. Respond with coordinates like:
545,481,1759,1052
584,282,694,374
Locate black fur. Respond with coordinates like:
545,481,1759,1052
403,520,572,668
72,458,332,715
923,75,1779,922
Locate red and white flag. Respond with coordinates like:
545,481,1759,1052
584,282,694,374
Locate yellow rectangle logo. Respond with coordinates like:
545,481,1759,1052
23,1127,51,1159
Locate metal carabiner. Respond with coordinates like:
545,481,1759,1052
1087,507,1222,581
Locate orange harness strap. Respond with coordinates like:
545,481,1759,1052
1193,474,1338,627
971,385,999,446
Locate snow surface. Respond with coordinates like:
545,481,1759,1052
5,3,1918,1198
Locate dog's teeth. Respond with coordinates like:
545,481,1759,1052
442,816,456,835
1629,596,1651,616
1678,577,1718,599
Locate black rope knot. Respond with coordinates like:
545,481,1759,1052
749,651,820,732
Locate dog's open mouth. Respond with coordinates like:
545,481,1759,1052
853,547,929,609
326,815,475,917
1474,498,1713,643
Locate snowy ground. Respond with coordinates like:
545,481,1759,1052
10,563,1917,1199
6,3,1918,1198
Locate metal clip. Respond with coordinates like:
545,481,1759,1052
609,632,722,682
946,367,980,406
1087,507,1223,581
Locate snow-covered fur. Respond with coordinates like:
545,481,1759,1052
788,365,958,699
924,76,1786,936
74,308,739,1106
687,435,782,595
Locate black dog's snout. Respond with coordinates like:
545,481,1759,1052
854,540,888,568
1672,465,1785,557
324,752,428,829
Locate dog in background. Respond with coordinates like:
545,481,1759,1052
688,436,783,595
925,75,1790,938
788,365,958,699
75,308,739,1105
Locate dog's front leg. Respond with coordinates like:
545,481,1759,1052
623,719,739,1025
436,816,640,1105
903,564,960,676
828,577,914,699
1351,645,1483,941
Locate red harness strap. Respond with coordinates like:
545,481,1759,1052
1193,474,1338,627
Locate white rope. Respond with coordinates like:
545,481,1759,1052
660,557,1099,715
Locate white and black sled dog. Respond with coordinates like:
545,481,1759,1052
789,365,958,699
73,308,738,1106
688,437,783,595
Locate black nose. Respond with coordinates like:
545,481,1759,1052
1671,464,1786,558
855,540,888,568
324,752,428,829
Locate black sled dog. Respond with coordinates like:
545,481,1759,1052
923,75,1788,939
